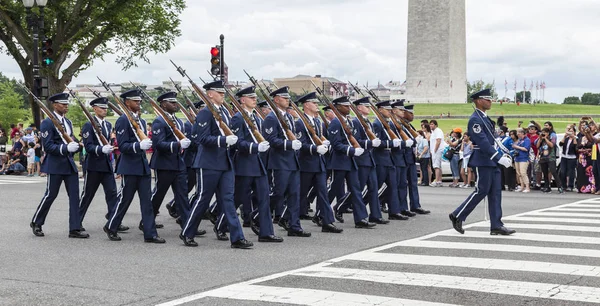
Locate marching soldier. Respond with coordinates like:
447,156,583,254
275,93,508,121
78,97,128,232
31,93,87,238
450,89,515,235
327,96,376,228
148,91,193,234
104,89,164,243
295,92,342,233
391,100,417,217
258,100,271,117
263,86,311,237
227,86,283,242
372,101,407,221
399,104,430,215
180,80,253,248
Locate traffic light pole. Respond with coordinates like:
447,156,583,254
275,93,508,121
26,6,44,128
219,34,224,82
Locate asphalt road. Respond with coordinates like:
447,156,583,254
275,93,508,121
0,175,597,305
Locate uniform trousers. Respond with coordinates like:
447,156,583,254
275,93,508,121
270,169,302,231
151,169,189,227
78,170,118,227
375,165,401,215
406,163,422,210
452,166,504,229
32,173,80,231
300,171,335,225
227,175,274,237
328,169,369,222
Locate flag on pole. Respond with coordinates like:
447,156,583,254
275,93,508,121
523,79,527,91
529,81,533,91
450,80,453,88
536,81,539,90
504,79,508,91
435,80,438,88
417,80,422,87
513,80,517,91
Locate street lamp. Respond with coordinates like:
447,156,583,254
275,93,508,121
23,0,48,128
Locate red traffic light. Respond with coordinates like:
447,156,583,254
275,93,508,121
210,47,219,57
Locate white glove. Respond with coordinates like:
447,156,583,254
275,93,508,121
101,145,114,154
392,139,401,147
139,139,152,150
258,141,270,152
372,138,382,148
180,138,191,149
226,135,238,146
322,140,331,146
67,142,79,153
316,145,328,155
405,139,414,147
354,148,365,156
498,155,512,168
292,140,302,150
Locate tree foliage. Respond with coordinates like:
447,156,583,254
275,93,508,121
516,91,532,103
66,102,88,131
0,78,29,127
467,80,498,102
563,96,581,105
581,93,600,105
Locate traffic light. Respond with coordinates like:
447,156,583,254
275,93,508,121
41,38,54,67
210,46,220,75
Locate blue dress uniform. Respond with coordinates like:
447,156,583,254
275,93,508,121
326,96,373,227
149,92,190,228
181,80,251,247
295,92,338,230
78,97,119,228
104,89,161,242
402,104,430,214
31,93,85,237
371,101,405,220
450,89,515,235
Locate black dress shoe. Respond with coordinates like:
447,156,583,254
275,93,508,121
288,229,312,237
207,211,217,225
389,213,409,220
272,215,281,224
144,236,166,243
400,210,417,217
231,239,254,249
299,214,313,220
258,235,284,242
69,230,90,239
195,229,207,236
213,227,229,241
30,222,44,237
139,221,163,231
491,226,516,235
103,226,121,241
179,234,198,247
277,218,290,231
334,210,344,223
105,213,109,220
449,213,464,234
322,223,343,233
381,205,389,213
175,217,182,225
369,218,390,224
312,215,323,227
308,208,314,213
242,221,251,228
155,222,164,229
117,224,130,232
80,227,86,232
355,220,376,228
166,203,179,219
250,221,260,236
411,208,431,215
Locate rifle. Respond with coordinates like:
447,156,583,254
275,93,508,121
97,77,148,141
170,60,234,136
19,84,75,143
262,82,323,145
67,87,109,146
198,75,235,118
169,77,198,119
361,84,413,140
87,86,123,116
348,81,399,140
130,82,187,141
302,87,329,130
327,80,376,140
244,70,297,141
310,81,360,148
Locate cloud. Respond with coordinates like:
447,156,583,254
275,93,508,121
0,0,599,103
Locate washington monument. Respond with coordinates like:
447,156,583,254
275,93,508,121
406,0,467,103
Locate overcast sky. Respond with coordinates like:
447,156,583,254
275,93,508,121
1,0,599,103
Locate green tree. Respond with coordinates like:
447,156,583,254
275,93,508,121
563,96,581,104
581,93,600,105
516,91,531,103
0,79,29,127
467,80,498,102
66,102,88,131
0,0,186,125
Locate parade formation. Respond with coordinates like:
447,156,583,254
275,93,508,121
25,62,521,249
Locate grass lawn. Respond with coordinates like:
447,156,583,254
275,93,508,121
431,118,578,137
410,103,600,117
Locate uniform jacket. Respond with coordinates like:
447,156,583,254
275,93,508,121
351,117,376,167
231,111,266,177
372,118,396,168
401,125,417,165
149,115,186,171
114,114,151,176
468,109,502,167
82,118,112,173
262,110,299,171
327,117,358,171
295,115,326,173
389,121,407,167
182,120,198,167
39,116,78,174
192,107,233,171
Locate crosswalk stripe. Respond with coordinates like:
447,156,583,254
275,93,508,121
171,284,458,306
437,230,600,245
505,216,600,224
563,204,600,208
343,252,600,277
0,180,42,184
530,211,600,218
552,208,600,212
292,267,600,304
401,240,600,258
500,222,600,233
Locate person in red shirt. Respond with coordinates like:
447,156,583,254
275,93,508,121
526,123,541,189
